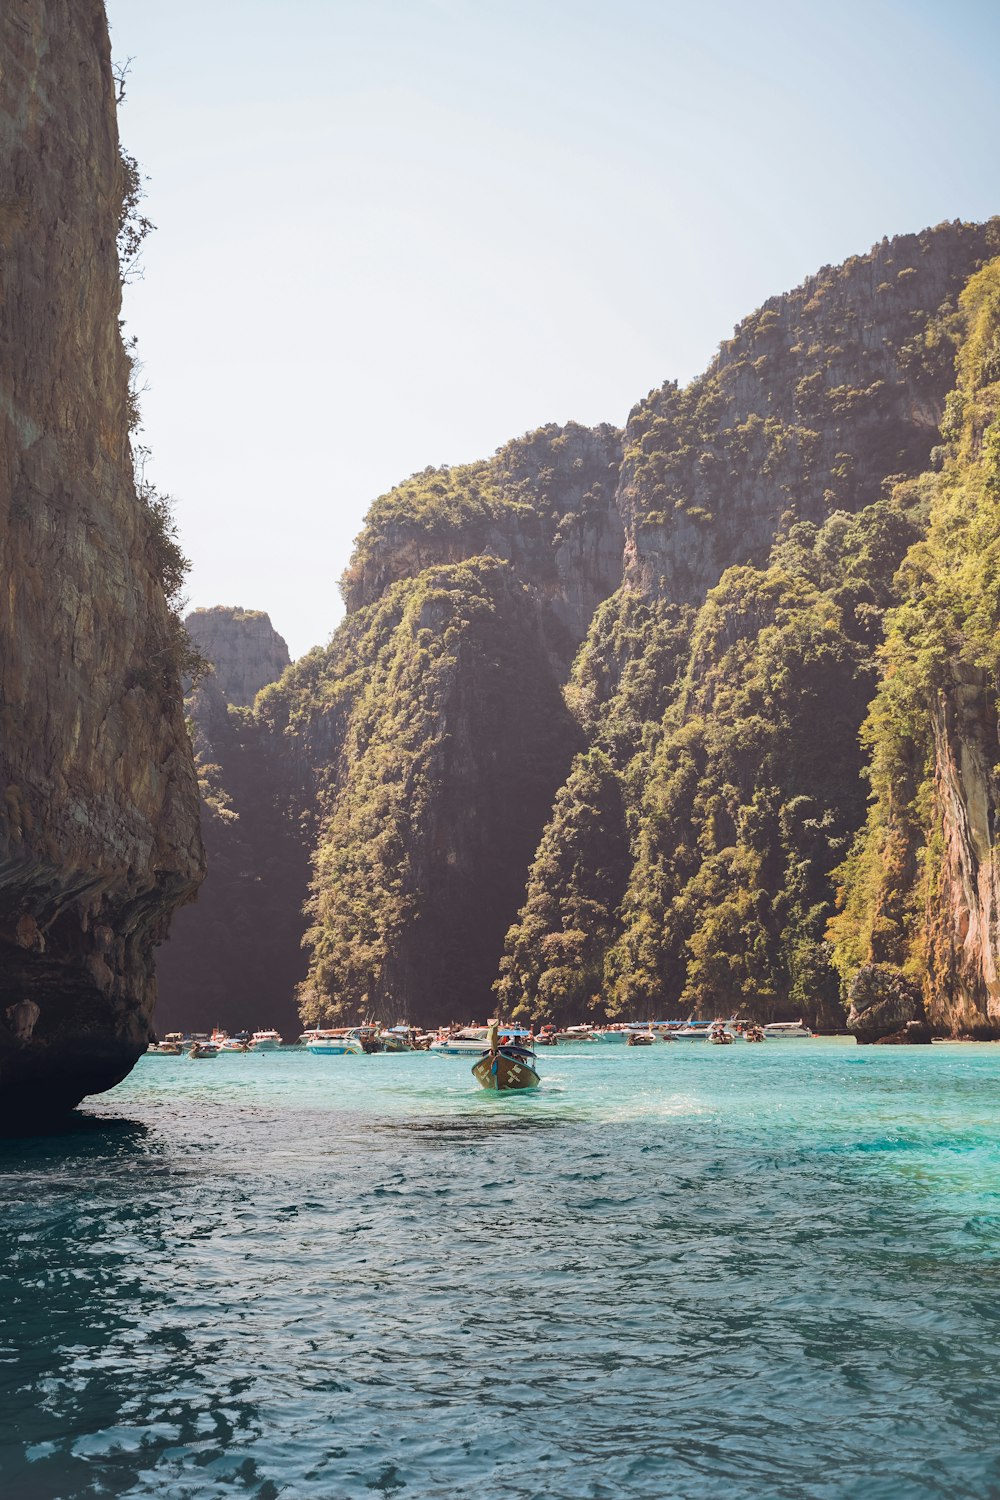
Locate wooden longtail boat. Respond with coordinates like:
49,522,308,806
472,1025,541,1092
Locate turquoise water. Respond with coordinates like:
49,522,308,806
2,1040,1000,1499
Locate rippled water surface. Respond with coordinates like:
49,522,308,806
2,1040,1000,1499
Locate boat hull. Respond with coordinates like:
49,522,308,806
306,1041,365,1056
429,1041,490,1055
472,1051,540,1091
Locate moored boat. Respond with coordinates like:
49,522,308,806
707,1021,734,1045
429,1027,492,1056
472,1025,540,1092
670,1019,714,1041
188,1042,219,1058
553,1025,599,1043
761,1020,813,1039
379,1026,419,1052
250,1029,283,1051
306,1028,367,1056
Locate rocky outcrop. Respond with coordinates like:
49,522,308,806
185,606,290,707
0,2,204,1118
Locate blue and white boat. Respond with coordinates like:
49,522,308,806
429,1027,491,1056
306,1028,367,1056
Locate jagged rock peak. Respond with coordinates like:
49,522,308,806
186,606,291,707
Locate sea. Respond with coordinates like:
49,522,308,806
1,1038,999,1500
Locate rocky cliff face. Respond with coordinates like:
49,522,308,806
165,225,1000,1039
185,606,290,708
155,609,308,1037
0,2,204,1116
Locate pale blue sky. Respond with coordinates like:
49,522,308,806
105,0,1000,658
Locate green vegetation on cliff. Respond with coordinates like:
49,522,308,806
496,221,1000,1027
268,559,579,1026
495,749,630,1019
829,257,1000,1028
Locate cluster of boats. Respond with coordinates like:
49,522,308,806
622,1019,809,1045
149,1018,813,1060
147,1029,285,1057
147,1016,813,1087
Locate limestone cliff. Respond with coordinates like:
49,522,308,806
0,2,203,1115
155,609,307,1037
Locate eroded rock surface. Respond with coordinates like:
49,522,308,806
0,2,203,1119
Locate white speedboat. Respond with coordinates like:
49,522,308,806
217,1037,249,1053
670,1020,713,1041
429,1027,491,1056
761,1020,813,1039
250,1029,283,1051
306,1027,366,1056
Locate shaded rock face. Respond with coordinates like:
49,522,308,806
618,223,998,606
0,3,204,1118
185,606,290,708
155,612,309,1038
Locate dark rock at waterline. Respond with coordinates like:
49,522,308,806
847,962,926,1045
871,1021,934,1045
